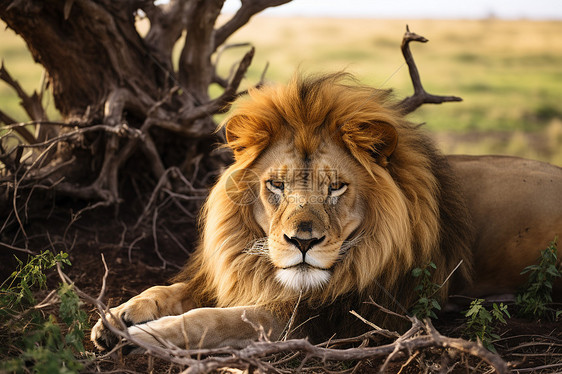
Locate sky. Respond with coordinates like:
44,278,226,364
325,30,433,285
222,0,562,20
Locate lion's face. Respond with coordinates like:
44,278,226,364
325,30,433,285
186,74,471,314
249,139,367,291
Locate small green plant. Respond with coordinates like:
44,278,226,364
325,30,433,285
516,239,562,320
0,250,89,373
410,262,442,319
464,299,510,353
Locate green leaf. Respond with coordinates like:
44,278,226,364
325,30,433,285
431,299,442,311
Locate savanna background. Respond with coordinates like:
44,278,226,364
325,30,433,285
3,16,562,163
1,0,561,372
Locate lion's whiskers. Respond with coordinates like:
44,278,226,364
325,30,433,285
244,237,270,256
244,234,363,259
339,233,364,257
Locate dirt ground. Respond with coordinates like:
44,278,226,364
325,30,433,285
2,199,562,373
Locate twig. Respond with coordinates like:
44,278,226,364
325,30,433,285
134,167,176,229
97,253,109,303
0,61,47,123
214,0,292,49
2,123,142,154
213,42,253,88
179,46,256,123
163,226,191,255
281,291,303,341
150,206,180,269
0,241,37,255
424,319,508,373
0,108,37,144
431,259,464,297
397,350,419,374
397,25,462,115
12,142,58,241
350,310,384,331
127,233,146,264
367,296,411,322
512,362,562,372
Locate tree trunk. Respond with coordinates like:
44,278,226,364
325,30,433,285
0,0,291,205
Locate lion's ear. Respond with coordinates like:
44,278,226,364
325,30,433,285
223,115,247,155
344,120,398,167
369,121,398,163
223,115,270,161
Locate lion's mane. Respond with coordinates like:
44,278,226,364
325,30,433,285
175,73,474,339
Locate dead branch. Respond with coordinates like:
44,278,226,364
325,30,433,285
97,253,110,302
0,61,48,123
179,46,255,124
51,255,511,374
178,1,223,104
213,42,253,88
176,319,508,374
0,108,36,144
143,0,198,75
397,25,462,115
2,123,142,153
0,241,36,255
214,0,292,50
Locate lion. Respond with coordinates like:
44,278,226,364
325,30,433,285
92,73,562,351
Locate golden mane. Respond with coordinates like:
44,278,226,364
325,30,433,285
175,73,474,335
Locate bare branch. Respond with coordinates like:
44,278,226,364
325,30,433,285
97,253,109,302
215,0,292,49
0,241,36,255
397,25,462,115
54,259,509,374
143,0,198,74
0,61,48,122
0,109,37,144
367,296,411,323
213,42,253,88
180,46,255,124
178,1,225,103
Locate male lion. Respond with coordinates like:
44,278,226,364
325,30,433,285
92,73,562,350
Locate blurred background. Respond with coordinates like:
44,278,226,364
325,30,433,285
2,0,561,164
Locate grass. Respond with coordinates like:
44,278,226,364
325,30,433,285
2,17,562,164
0,23,59,121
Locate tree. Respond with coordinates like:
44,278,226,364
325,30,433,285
0,1,459,250
0,0,289,210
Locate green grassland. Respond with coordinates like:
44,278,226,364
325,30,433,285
2,18,562,164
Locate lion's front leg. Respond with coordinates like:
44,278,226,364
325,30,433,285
91,282,196,350
126,306,284,350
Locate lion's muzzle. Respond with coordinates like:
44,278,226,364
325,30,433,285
283,234,325,257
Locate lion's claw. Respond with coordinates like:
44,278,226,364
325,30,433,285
91,318,121,351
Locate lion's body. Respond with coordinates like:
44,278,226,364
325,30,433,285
174,74,474,331
92,74,562,351
448,155,562,297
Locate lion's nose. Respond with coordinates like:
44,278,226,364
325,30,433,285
284,234,325,255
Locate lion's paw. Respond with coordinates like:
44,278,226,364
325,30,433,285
90,297,163,351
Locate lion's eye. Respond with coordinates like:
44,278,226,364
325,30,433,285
266,180,284,195
328,182,348,197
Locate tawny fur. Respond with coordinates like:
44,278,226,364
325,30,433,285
92,74,562,350
173,73,474,337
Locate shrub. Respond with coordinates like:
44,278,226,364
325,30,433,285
464,299,510,353
410,262,442,320
516,239,562,320
0,250,89,373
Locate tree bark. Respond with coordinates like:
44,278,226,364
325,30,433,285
0,0,290,205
